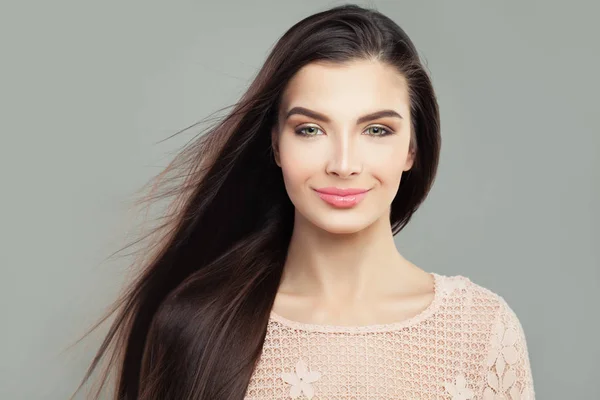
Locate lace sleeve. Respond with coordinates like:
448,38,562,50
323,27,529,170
482,297,535,400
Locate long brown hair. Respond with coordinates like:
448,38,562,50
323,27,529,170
69,3,440,399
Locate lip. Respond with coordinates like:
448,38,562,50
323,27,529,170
313,187,371,208
314,187,371,196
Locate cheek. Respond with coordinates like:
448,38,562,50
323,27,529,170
369,145,409,186
279,143,314,193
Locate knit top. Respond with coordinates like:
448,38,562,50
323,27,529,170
244,273,535,399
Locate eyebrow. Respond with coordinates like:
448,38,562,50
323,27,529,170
285,106,403,125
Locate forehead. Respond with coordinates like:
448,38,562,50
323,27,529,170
279,59,410,120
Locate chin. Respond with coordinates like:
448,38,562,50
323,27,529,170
312,214,376,235
320,224,363,235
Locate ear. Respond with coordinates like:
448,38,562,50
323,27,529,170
271,125,281,167
403,144,416,172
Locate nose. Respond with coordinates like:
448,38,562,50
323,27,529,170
325,131,362,178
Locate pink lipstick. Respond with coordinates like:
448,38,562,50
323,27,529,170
314,187,370,208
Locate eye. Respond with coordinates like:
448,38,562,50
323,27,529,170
294,125,323,137
294,124,395,138
364,125,394,137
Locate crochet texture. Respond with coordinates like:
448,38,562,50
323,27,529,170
244,273,535,399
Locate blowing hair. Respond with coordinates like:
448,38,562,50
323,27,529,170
68,3,440,399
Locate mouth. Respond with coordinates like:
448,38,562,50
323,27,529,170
313,187,371,208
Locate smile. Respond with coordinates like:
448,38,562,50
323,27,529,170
313,187,370,208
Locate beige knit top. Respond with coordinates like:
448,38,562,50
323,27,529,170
244,273,535,399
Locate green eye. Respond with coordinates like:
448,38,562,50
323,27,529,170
366,126,391,136
294,125,394,137
296,126,322,136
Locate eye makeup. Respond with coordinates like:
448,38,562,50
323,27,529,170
294,124,395,138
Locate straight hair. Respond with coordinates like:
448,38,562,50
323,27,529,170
69,4,440,399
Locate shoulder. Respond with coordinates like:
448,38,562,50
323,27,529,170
435,272,525,326
435,273,535,397
435,272,531,359
435,274,536,398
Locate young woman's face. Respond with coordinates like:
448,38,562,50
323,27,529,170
272,59,415,234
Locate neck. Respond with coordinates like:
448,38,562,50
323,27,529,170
279,210,417,303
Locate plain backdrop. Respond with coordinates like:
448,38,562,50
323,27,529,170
1,1,598,399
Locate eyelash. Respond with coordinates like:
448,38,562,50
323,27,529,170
294,124,394,138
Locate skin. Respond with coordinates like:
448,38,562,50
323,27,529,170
270,58,435,326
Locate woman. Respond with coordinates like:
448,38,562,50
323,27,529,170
72,4,535,399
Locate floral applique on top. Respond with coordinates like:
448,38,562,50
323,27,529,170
483,317,535,400
279,358,322,399
444,374,475,400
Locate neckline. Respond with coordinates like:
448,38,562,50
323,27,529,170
269,272,445,333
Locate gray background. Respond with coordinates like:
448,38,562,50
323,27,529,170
1,0,598,398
